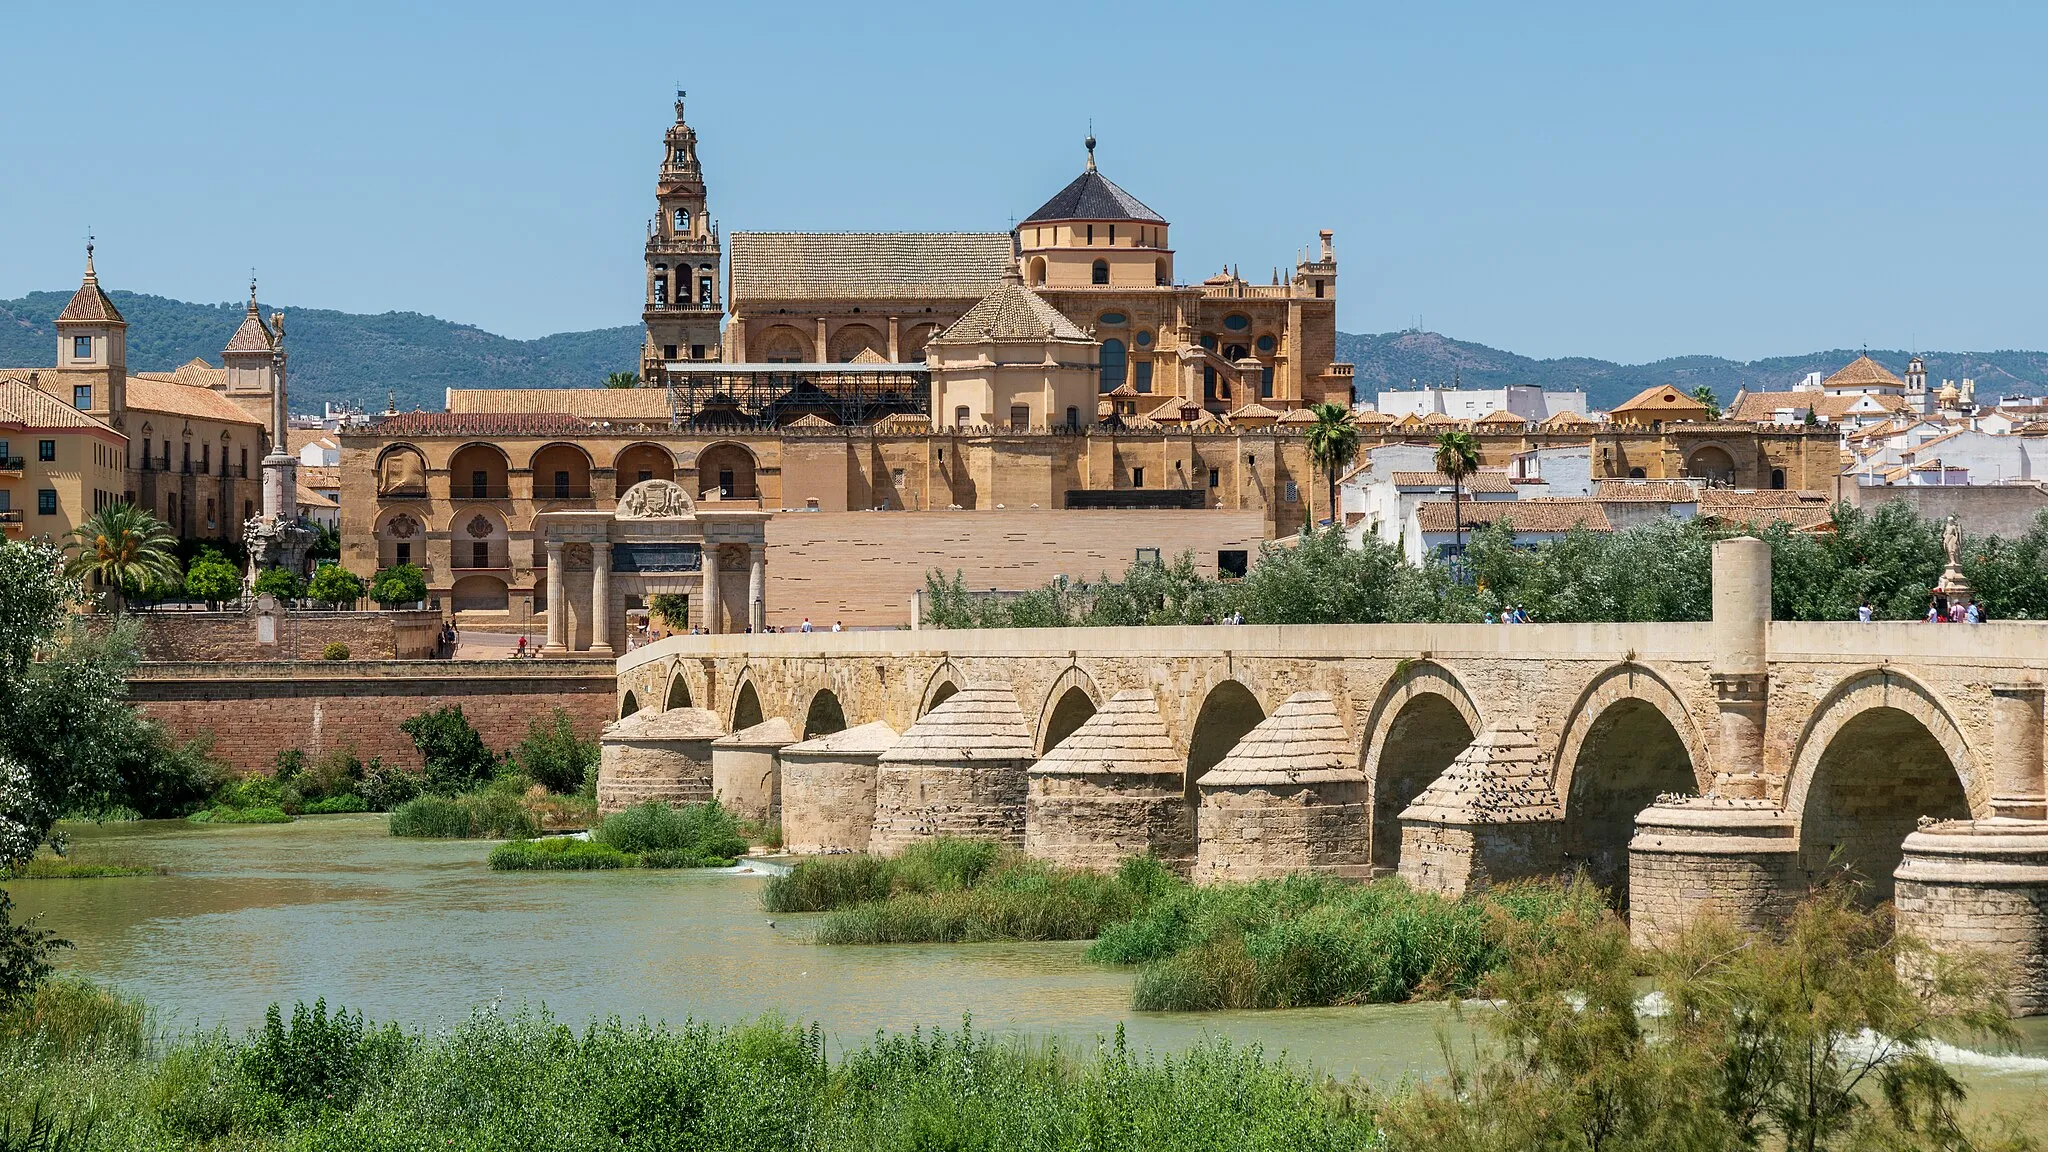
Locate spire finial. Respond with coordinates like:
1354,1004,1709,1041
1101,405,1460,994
1084,121,1096,172
675,87,686,121
84,232,96,277
249,270,259,312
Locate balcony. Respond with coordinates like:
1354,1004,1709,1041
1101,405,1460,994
0,457,22,476
453,484,514,500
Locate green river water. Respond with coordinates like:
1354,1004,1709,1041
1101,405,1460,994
9,814,2048,1120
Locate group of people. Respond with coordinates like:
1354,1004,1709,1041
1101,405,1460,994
1484,605,1534,624
1198,612,1248,625
1853,595,1985,624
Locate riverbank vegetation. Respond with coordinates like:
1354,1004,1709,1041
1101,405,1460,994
925,504,2048,627
384,706,599,838
763,842,1604,1006
488,801,750,870
0,886,2034,1151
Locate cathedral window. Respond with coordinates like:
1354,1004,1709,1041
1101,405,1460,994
1092,259,1109,285
1099,339,1126,393
1224,314,1251,331
675,208,689,231
699,276,713,306
1256,334,1276,352
1134,360,1153,393
653,275,668,307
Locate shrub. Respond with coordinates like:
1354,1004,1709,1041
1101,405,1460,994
400,705,501,795
387,796,470,838
301,794,368,814
762,853,897,913
253,566,305,600
321,641,351,661
639,847,739,869
13,858,159,878
488,837,634,870
216,771,286,811
368,563,427,607
307,563,365,608
509,707,598,795
239,999,406,1115
292,745,365,801
0,891,69,1009
592,799,747,860
358,757,422,811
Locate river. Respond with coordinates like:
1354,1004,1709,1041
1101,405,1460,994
10,814,2048,1118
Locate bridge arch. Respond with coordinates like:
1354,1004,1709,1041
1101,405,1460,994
1553,664,1706,903
919,662,965,716
1185,678,1268,805
729,671,764,732
663,665,694,711
1784,668,1977,905
1360,661,1482,873
619,691,641,719
802,687,848,739
1036,666,1102,755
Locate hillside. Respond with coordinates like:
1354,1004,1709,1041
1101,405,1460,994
6,288,2046,415
1336,331,2048,412
0,291,642,415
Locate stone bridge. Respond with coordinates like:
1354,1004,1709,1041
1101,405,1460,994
610,539,2048,1013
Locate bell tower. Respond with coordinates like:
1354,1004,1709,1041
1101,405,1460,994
641,89,723,386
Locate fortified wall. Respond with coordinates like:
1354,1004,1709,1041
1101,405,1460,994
605,539,2048,1015
130,660,616,774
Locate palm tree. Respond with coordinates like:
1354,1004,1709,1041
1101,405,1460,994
1689,385,1722,420
63,503,182,612
1433,430,1481,560
603,371,640,390
1303,402,1360,530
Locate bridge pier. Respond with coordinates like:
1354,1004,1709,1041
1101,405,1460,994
1194,693,1371,883
1397,723,1562,896
1027,690,1195,874
595,706,724,816
1627,797,1801,946
1894,677,2048,1016
711,716,796,826
871,687,1035,853
779,722,899,854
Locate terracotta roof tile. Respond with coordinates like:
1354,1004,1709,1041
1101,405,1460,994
445,388,673,420
730,232,1013,301
1594,479,1700,500
1612,384,1709,416
124,375,263,425
223,305,274,353
57,268,123,324
1822,354,1905,390
0,377,119,432
1416,499,1611,533
1390,470,1515,493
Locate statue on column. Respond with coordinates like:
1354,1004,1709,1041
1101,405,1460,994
1936,513,1973,608
245,307,314,584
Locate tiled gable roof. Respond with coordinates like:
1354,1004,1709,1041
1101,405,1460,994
223,305,274,353
0,377,119,432
1416,499,1611,533
1612,384,1708,415
933,282,1088,343
58,269,123,324
729,232,1013,301
445,389,672,420
124,375,264,426
1022,169,1166,224
1390,470,1514,493
1594,479,1700,501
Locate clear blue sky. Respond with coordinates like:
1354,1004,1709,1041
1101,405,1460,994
2,1,2042,363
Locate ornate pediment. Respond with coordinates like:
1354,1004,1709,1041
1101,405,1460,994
617,478,695,519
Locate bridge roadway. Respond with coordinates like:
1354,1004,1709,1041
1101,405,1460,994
608,539,2048,1014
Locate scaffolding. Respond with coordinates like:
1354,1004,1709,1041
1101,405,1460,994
663,362,930,429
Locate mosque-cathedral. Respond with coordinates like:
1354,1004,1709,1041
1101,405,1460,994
236,93,1810,637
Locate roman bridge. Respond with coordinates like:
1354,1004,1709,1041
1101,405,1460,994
609,539,2048,1013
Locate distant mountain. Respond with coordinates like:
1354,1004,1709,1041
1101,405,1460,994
0,290,642,415
1336,330,2048,412
6,288,2045,416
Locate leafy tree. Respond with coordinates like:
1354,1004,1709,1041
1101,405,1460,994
307,564,366,608
603,371,640,390
184,550,243,607
1302,402,1359,529
648,592,690,631
254,566,305,600
0,889,69,1008
62,503,181,612
369,563,428,607
1432,431,1481,559
510,707,598,794
1689,384,1722,419
309,522,342,561
400,705,501,795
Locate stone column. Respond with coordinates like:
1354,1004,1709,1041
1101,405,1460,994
590,542,614,656
542,540,567,654
1991,681,2046,820
748,543,766,633
1709,536,1771,786
702,540,722,635
814,318,829,363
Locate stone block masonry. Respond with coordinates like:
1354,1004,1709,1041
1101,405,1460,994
130,660,617,774
131,609,442,661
